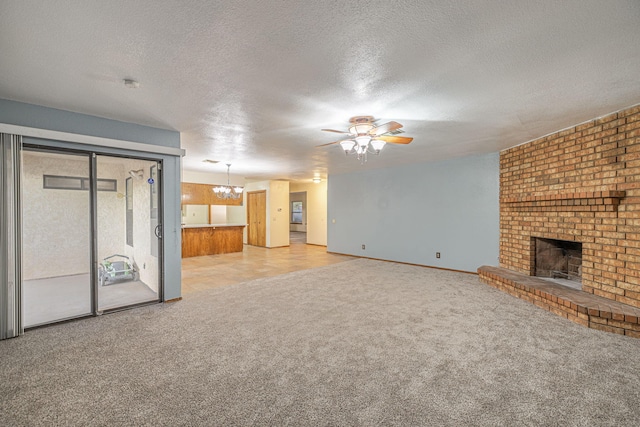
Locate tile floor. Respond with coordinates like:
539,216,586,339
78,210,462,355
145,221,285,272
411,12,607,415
181,233,353,294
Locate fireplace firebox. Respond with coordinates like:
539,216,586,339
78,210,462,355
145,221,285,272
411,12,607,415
534,238,582,284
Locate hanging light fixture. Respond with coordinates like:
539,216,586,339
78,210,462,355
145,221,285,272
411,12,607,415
212,164,243,199
342,136,387,164
320,116,413,164
343,119,389,164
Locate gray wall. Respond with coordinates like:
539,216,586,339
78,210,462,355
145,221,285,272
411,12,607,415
0,99,182,300
0,98,179,147
327,153,500,272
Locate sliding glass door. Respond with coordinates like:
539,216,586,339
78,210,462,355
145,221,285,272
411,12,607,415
21,148,162,328
22,149,92,327
96,155,160,310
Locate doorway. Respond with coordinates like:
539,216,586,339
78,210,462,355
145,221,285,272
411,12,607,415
289,191,307,244
246,190,266,247
21,148,162,327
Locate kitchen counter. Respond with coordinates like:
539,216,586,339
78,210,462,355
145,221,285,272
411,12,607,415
181,224,246,257
182,223,247,228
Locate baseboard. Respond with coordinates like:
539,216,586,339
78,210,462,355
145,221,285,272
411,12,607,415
326,252,477,275
164,297,183,303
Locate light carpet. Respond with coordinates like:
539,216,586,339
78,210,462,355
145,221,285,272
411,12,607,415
1,258,639,426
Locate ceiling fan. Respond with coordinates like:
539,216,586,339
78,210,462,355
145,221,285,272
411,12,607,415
318,116,413,162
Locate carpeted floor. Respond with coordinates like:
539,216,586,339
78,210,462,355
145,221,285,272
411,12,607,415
1,258,640,426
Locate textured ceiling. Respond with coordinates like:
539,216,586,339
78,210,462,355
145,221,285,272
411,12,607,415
1,0,639,181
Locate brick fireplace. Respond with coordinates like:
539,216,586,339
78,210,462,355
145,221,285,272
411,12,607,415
479,104,640,336
533,237,582,284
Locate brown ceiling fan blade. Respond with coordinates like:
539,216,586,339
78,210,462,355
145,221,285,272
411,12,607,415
376,135,413,144
370,121,403,136
321,129,350,134
316,140,342,147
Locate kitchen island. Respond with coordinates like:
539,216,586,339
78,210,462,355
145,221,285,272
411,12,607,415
181,224,246,258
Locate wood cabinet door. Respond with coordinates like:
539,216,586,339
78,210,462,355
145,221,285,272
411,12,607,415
247,191,266,247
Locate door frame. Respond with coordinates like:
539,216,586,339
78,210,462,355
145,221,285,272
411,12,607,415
246,190,267,247
94,153,164,314
21,143,164,326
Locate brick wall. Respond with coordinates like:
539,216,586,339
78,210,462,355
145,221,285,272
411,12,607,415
500,104,640,307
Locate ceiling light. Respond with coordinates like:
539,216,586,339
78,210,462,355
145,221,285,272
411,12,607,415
123,79,140,89
370,139,386,153
212,164,243,200
320,116,412,164
355,135,371,147
349,123,374,135
203,159,219,164
339,140,356,153
312,177,322,183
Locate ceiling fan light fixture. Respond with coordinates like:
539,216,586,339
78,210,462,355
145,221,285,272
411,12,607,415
355,135,371,147
320,116,411,164
340,140,356,153
371,139,386,153
349,123,374,135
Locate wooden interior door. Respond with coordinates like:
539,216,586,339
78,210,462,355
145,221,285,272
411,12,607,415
247,191,266,247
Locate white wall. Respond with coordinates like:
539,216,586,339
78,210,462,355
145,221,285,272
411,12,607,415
182,205,209,224
22,152,125,280
210,205,227,224
182,170,244,186
269,181,290,248
290,181,328,246
121,159,160,292
96,162,126,263
327,153,499,273
22,152,93,280
226,205,245,224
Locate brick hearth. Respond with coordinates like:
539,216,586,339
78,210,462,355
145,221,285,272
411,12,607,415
478,266,640,337
480,104,640,335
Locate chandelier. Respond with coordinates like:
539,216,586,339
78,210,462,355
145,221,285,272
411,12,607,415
212,164,244,200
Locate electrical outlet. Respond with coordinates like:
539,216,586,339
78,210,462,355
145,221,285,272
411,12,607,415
362,244,366,250
436,252,441,258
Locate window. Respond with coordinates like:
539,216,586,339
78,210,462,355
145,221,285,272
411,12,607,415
291,201,303,224
43,175,117,191
126,177,133,246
